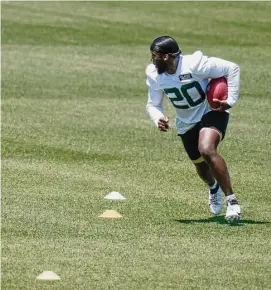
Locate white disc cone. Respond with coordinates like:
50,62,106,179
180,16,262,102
104,191,126,200
36,271,61,281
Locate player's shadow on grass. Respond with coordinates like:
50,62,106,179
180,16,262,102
174,216,270,226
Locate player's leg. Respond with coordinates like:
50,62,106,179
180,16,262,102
198,127,233,195
179,123,222,215
199,111,241,221
195,160,215,186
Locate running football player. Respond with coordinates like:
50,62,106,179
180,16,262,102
146,36,241,222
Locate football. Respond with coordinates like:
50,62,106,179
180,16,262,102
206,77,228,109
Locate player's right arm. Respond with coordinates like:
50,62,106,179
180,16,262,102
146,88,170,132
145,64,169,132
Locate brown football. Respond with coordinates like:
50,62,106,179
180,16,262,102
206,77,228,109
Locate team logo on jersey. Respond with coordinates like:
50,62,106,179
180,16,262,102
179,73,192,81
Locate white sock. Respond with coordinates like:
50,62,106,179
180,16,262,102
226,194,236,201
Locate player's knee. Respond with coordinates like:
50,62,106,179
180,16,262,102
198,144,217,159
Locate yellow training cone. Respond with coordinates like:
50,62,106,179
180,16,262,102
99,210,122,218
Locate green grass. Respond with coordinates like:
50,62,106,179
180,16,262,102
2,1,271,289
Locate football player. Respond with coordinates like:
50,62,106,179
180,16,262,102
146,36,241,222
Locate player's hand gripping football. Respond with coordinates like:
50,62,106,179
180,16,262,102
212,99,232,112
158,117,170,132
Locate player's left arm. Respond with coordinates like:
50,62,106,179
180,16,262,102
205,57,240,111
192,52,240,111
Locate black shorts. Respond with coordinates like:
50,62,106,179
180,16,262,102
179,111,229,163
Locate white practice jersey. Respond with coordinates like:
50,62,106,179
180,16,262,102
146,51,240,134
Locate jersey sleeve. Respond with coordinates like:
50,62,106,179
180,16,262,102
190,51,240,108
207,57,240,108
145,64,165,127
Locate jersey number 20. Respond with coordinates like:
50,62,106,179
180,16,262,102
164,81,205,109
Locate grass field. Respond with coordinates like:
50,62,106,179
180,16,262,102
2,1,271,289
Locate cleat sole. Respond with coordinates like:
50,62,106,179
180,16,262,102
225,213,241,223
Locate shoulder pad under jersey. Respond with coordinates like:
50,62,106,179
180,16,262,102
146,64,160,90
188,51,209,74
146,63,157,76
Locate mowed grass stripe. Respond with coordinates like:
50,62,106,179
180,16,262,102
2,2,271,47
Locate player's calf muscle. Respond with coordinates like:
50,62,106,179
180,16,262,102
195,162,215,185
